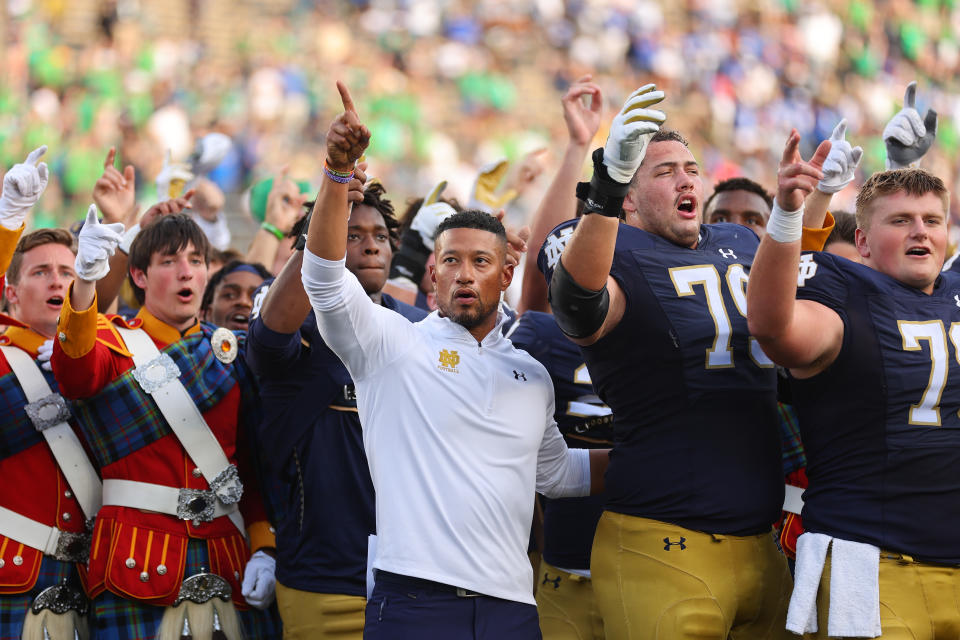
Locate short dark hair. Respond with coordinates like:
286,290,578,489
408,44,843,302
127,214,210,305
649,129,689,146
8,228,76,286
296,182,403,250
436,210,507,244
703,177,774,215
200,260,271,313
826,210,857,246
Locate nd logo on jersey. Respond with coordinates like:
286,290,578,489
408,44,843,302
438,349,460,373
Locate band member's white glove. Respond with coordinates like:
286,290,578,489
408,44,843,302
883,82,937,169
241,550,276,609
155,149,194,200
817,119,863,194
0,146,49,230
602,84,666,183
37,339,53,372
74,205,125,282
409,181,457,251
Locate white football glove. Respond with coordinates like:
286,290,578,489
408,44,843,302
817,119,863,194
74,205,125,282
241,550,276,609
602,84,667,183
0,146,50,230
37,339,53,372
410,181,458,251
883,82,937,169
155,149,194,201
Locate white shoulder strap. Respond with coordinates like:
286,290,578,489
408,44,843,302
1,345,102,521
115,327,245,533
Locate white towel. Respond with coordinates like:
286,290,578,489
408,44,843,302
786,532,831,634
828,538,880,637
785,533,882,638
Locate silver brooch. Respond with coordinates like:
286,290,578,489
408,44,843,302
173,572,232,606
25,393,72,432
209,464,243,505
210,327,238,364
132,353,181,394
30,582,89,615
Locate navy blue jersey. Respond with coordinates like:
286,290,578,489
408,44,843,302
792,252,960,563
247,282,426,595
506,311,611,571
548,220,782,535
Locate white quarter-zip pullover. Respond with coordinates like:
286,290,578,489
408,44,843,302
302,249,590,604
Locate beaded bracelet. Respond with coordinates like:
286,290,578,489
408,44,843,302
324,161,355,184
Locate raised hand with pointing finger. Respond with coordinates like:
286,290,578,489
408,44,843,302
75,205,126,282
602,84,667,183
817,119,863,195
0,146,50,230
884,82,937,169
326,81,371,174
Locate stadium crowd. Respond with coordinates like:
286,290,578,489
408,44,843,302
2,2,960,640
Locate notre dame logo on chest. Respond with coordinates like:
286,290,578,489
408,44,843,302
438,349,460,373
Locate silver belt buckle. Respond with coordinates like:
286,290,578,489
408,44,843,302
25,393,72,432
456,587,480,598
53,530,91,563
176,489,216,525
132,352,181,394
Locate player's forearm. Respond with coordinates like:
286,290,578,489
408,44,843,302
519,142,590,313
261,250,312,334
305,168,350,261
746,235,802,345
245,229,282,270
559,214,618,291
95,252,128,313
589,448,609,495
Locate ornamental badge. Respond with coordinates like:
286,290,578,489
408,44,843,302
211,328,238,364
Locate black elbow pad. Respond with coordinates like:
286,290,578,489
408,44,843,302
548,259,610,339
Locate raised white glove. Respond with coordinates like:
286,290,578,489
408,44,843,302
602,84,666,183
817,119,863,194
0,146,50,230
241,550,276,609
75,205,125,282
883,82,937,169
37,339,53,372
191,132,233,175
410,181,457,251
155,149,194,201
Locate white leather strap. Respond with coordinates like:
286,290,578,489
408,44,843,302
103,479,244,533
783,483,805,515
115,328,238,497
1,345,102,520
0,504,62,556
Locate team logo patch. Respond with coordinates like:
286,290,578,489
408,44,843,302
718,248,738,259
797,254,818,287
663,537,686,551
513,370,527,381
541,226,574,270
211,327,238,364
438,349,460,373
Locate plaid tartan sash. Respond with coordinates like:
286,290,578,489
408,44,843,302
70,325,255,469
0,363,62,460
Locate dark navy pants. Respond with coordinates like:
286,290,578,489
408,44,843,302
364,572,542,639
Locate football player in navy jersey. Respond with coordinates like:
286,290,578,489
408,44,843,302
749,139,960,637
245,181,426,640
547,86,836,639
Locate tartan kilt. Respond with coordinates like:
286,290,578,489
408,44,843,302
89,538,281,640
0,555,83,640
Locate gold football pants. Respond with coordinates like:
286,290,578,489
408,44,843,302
590,512,794,640
536,560,605,639
811,550,960,639
275,581,365,640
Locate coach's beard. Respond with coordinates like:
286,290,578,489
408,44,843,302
440,297,498,330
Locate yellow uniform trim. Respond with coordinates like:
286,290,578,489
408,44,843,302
0,223,24,276
134,307,201,346
801,211,835,252
246,520,276,554
57,283,100,359
2,325,47,356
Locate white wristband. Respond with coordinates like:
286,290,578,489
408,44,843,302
766,201,804,244
118,223,140,255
